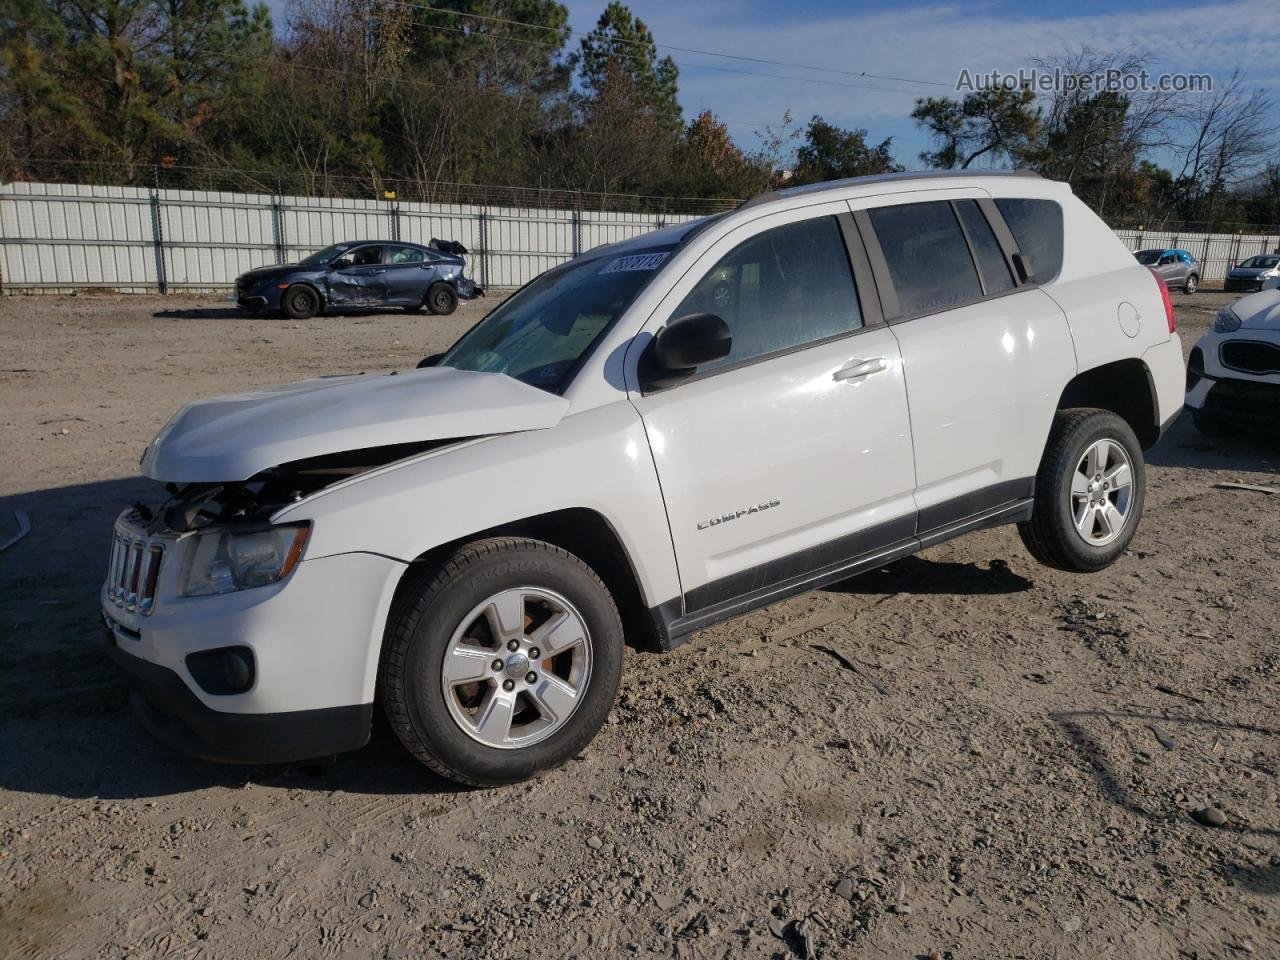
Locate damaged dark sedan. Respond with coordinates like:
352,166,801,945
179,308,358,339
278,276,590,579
234,239,482,319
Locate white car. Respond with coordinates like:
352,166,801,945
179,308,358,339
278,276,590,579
103,171,1185,785
1185,288,1280,436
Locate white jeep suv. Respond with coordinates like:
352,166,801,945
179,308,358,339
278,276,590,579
102,171,1185,785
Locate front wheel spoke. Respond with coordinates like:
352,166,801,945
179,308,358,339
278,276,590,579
1071,470,1090,496
473,688,516,743
443,645,495,685
531,612,585,657
1075,503,1095,537
1104,461,1131,489
1084,445,1101,478
1099,502,1124,537
528,674,579,723
484,591,526,640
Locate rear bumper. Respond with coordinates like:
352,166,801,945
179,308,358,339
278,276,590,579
108,624,372,763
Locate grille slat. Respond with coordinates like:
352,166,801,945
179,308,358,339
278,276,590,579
1221,340,1280,377
106,522,165,616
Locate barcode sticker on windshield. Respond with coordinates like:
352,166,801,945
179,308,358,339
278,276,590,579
599,252,669,275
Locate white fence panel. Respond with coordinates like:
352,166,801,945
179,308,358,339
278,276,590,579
1116,229,1280,281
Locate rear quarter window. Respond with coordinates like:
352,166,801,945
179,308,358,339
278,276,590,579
994,198,1064,283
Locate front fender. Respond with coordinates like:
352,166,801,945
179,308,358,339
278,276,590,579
272,400,682,611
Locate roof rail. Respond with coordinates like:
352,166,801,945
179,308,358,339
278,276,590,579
735,168,1047,209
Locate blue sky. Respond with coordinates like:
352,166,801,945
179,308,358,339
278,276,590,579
264,0,1280,174
559,0,1280,171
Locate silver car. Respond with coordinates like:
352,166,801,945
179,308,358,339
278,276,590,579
1134,248,1200,293
1223,254,1280,294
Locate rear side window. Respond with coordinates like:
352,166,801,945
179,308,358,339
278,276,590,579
954,200,1015,296
868,201,981,316
994,198,1064,282
671,215,862,372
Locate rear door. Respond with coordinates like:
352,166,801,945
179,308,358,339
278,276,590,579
627,203,918,618
856,195,1076,531
383,244,440,305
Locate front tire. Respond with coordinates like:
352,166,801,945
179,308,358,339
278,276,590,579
380,538,624,786
1183,273,1198,294
281,285,320,319
1018,409,1146,572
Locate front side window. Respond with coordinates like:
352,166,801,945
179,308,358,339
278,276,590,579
441,246,674,391
869,201,982,316
299,243,349,266
995,198,1064,282
348,246,383,267
670,215,862,373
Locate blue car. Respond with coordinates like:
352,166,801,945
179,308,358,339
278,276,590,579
234,240,481,318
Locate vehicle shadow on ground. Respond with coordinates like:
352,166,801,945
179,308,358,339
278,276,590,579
825,554,1033,596
1146,413,1278,474
152,306,419,321
0,477,473,800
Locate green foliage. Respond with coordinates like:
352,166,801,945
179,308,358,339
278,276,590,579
911,86,1041,170
790,115,901,185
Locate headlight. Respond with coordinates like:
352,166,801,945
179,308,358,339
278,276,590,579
180,523,310,597
1213,307,1242,333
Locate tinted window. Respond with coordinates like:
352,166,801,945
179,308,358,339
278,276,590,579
955,200,1015,296
869,201,981,316
1134,250,1161,266
995,198,1064,282
671,216,862,371
387,245,426,264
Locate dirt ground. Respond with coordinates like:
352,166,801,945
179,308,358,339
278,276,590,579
1,289,1277,960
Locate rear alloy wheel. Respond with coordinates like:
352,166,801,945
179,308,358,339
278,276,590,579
380,538,623,786
1018,409,1146,572
1183,273,1198,294
281,285,319,319
426,282,459,316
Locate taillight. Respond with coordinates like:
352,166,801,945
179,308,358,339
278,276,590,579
1148,267,1176,333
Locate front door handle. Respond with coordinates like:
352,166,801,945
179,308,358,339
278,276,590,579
369,268,385,275
833,356,888,382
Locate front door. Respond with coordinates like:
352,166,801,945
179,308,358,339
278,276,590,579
327,245,387,305
628,204,918,616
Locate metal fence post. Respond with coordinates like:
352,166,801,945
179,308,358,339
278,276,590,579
149,189,167,295
477,209,490,289
571,204,581,257
389,201,400,242
272,196,286,264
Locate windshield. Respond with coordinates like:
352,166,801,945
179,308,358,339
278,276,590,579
299,243,350,266
441,247,674,391
1241,255,1279,269
1134,250,1162,265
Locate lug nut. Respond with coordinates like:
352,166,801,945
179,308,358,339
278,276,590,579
502,679,515,692
525,672,538,684
507,639,520,652
491,659,503,672
528,647,540,659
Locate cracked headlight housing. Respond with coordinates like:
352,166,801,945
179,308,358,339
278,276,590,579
180,523,310,597
1213,307,1242,334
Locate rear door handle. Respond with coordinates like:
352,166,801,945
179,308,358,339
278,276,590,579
833,356,888,382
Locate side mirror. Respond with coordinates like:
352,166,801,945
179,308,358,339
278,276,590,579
641,313,732,390
417,353,444,368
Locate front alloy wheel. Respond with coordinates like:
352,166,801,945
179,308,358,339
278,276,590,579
380,538,623,786
441,587,593,749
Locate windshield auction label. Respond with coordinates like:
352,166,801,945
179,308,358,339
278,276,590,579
599,252,669,274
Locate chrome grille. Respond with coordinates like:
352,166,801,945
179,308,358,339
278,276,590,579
107,528,165,615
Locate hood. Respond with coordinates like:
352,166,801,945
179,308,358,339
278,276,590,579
141,367,570,482
239,263,299,282
1233,289,1280,331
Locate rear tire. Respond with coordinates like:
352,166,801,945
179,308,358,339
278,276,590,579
281,285,320,319
1183,273,1198,294
379,538,624,787
426,283,458,316
1018,409,1146,572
